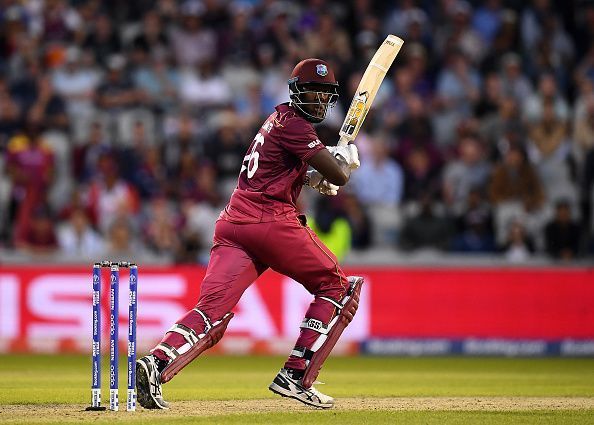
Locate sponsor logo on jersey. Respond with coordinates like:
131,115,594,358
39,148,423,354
308,139,321,149
316,64,328,77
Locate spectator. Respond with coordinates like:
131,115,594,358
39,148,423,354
451,188,496,253
121,123,168,200
175,230,204,264
544,200,580,260
14,204,59,255
437,1,486,64
402,146,441,203
5,122,54,236
233,79,267,131
574,3,594,57
57,207,105,258
52,47,101,120
575,45,594,85
219,4,257,67
573,95,594,164
257,3,299,62
383,0,429,40
395,94,442,171
520,0,553,52
137,145,169,201
528,101,569,161
163,112,202,176
522,73,570,124
480,9,520,74
9,59,44,118
0,76,21,143
402,13,433,56
405,44,433,101
525,14,574,85
303,11,352,65
472,0,504,46
132,11,170,55
169,1,217,67
381,67,416,130
132,50,179,113
442,136,491,214
41,0,82,43
73,120,110,182
97,54,145,113
83,14,122,67
341,192,372,250
580,148,594,252
474,72,503,118
400,193,453,251
433,50,481,146
26,74,68,131
527,101,572,202
479,95,526,153
104,216,141,261
178,60,232,109
501,219,535,263
203,112,247,182
85,152,139,233
351,133,404,208
308,196,352,261
489,145,544,244
499,53,533,103
142,197,181,256
489,145,544,210
178,160,221,206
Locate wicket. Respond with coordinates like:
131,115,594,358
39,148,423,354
87,261,138,412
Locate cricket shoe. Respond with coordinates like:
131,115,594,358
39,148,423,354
268,368,334,409
136,355,170,410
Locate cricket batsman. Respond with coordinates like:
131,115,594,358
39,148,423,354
136,58,363,409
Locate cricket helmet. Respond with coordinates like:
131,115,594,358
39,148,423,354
288,58,339,123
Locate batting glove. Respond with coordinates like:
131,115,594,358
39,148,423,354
327,144,360,170
304,169,339,196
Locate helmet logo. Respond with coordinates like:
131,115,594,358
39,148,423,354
316,64,328,77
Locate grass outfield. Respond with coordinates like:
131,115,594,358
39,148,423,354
0,354,593,424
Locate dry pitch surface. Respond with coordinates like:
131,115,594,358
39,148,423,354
2,397,594,424
2,396,594,415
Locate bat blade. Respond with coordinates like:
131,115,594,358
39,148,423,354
338,35,404,146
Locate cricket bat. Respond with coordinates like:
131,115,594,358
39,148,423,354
338,35,404,147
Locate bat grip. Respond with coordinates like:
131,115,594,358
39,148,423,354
338,136,349,147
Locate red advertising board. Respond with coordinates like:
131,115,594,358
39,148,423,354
0,266,593,354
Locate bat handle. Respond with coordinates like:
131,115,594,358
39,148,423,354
337,135,349,147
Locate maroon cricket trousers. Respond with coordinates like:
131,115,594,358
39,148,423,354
153,215,349,371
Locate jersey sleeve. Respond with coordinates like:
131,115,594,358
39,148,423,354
279,118,325,161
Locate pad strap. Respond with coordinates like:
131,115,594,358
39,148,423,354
154,342,179,360
290,346,315,360
193,308,213,331
167,323,200,346
300,318,330,335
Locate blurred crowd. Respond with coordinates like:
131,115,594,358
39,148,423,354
1,0,593,264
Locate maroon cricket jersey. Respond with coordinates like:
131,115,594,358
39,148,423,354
220,103,325,223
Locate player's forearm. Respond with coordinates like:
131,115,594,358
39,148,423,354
336,161,352,185
321,162,349,186
308,149,349,186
